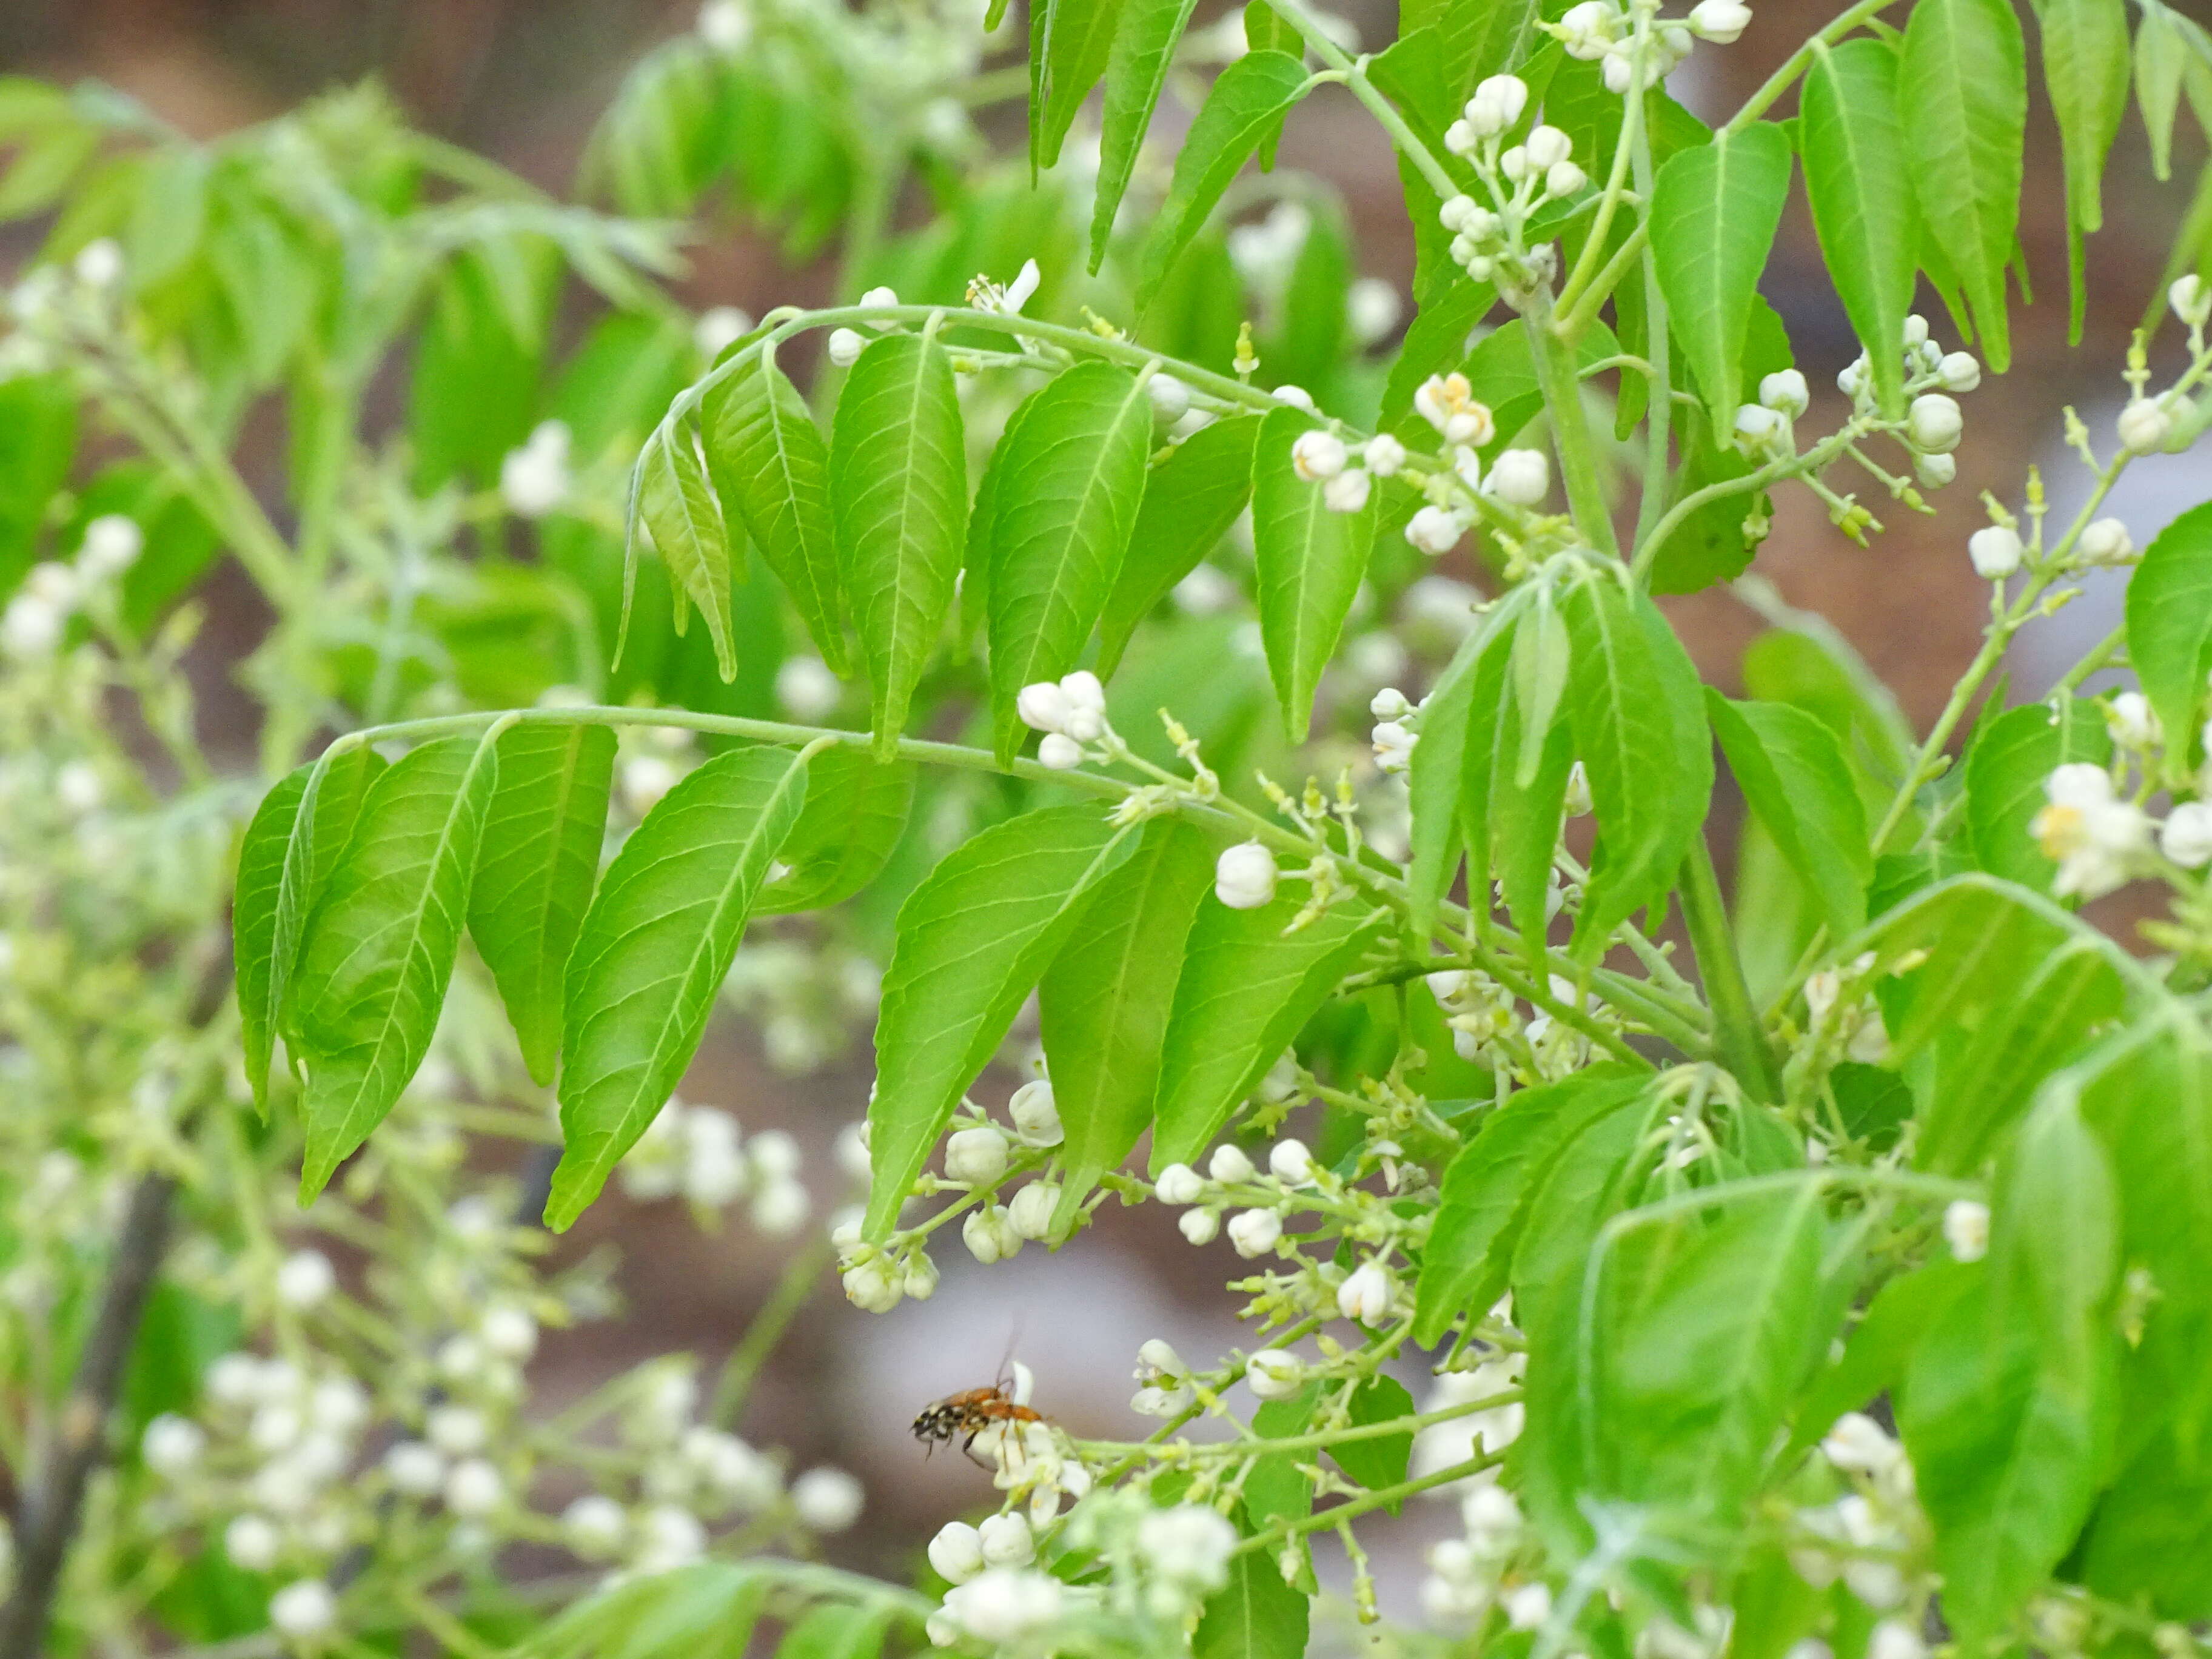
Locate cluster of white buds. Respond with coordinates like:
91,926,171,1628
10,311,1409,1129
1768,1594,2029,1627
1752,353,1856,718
967,258,1041,318
618,1100,810,1233
2032,762,2151,899
1016,669,1111,769
499,420,572,519
1792,1417,1926,1611
1552,0,1707,95
1834,316,1979,486
1129,1503,1239,1611
2,561,82,661
694,304,755,358
1419,1484,1538,1628
2102,690,2160,757
1152,1129,1311,1245
1369,685,1423,775
1427,968,1525,1063
1801,951,1891,1070
1129,1337,1196,1416
1731,367,1809,457
827,286,902,368
1289,429,1375,514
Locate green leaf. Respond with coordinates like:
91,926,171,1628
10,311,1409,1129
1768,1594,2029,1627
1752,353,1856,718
985,362,1155,763
1900,0,2026,370
638,418,737,682
1740,616,1914,815
2125,500,2212,785
1246,1385,1320,1591
467,723,616,1087
1329,1375,1415,1497
1900,1089,2120,1643
1033,0,1128,172
293,733,503,1199
548,745,814,1230
1413,1066,1647,1346
1134,52,1312,313
1561,570,1712,956
1799,39,1917,418
1150,894,1386,1171
521,1563,766,1659
2134,0,2187,183
1649,121,1794,432
2029,0,2131,336
1592,1184,1838,1522
1707,693,1870,938
830,332,968,758
705,347,850,675
1476,597,1577,952
1250,404,1376,742
1379,278,1495,429
753,748,915,916
777,1603,889,1659
0,372,77,595
1091,0,1206,270
865,805,1137,1239
234,748,387,1113
1041,819,1215,1228
1399,0,1538,110
1962,697,2113,891
1406,596,1524,931
1787,1257,1975,1462
1096,413,1260,677
1193,1546,1309,1659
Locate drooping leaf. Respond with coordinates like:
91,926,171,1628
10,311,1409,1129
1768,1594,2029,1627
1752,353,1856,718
1962,697,2113,890
1406,596,1524,931
1033,0,1129,172
467,723,616,1086
753,748,916,916
1134,52,1312,313
2124,500,2212,786
1090,0,1206,270
1193,1544,1309,1659
1900,0,2026,369
830,332,968,758
548,744,814,1229
1413,1066,1647,1346
0,372,76,595
235,747,386,1112
1250,405,1375,742
705,346,850,674
1096,413,1260,676
1150,894,1386,1170
1041,819,1215,1229
1561,569,1712,956
638,418,737,680
1707,692,1871,938
865,805,1137,1239
1648,121,1794,432
985,361,1155,762
777,1603,890,1659
1799,39,1917,417
2029,0,2131,336
1787,1256,1975,1461
293,733,503,1199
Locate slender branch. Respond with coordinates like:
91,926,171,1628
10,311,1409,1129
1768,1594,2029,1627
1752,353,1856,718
713,1233,835,1428
1257,0,1458,200
1523,283,1620,556
1227,1450,1506,1558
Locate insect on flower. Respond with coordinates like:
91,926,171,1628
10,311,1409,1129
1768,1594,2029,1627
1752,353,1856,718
914,1361,1042,1466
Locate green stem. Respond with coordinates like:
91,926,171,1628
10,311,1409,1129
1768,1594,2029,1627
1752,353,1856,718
1677,837,1779,1100
1228,1450,1505,1558
1555,17,1651,319
1555,223,1649,340
1725,0,1905,129
1628,109,1672,551
2054,623,2126,693
1525,283,1620,557
1632,418,1868,579
712,1233,834,1428
1257,0,1458,201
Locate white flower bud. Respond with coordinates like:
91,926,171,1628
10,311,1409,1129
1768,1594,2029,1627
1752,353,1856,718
270,1579,337,1638
1362,434,1407,478
481,1304,537,1362
1208,1144,1256,1183
226,1513,281,1572
1906,393,1964,453
500,421,572,518
1154,1164,1204,1205
2163,802,2212,869
1758,368,1809,417
2105,690,2159,751
963,1204,1020,1263
2119,398,2173,455
1370,686,1411,721
1178,1207,1221,1245
1687,0,1751,40
1336,1259,1399,1323
1007,1181,1061,1241
1499,144,1530,181
2079,517,2136,565
1600,49,1637,94
385,1441,445,1495
946,1124,1011,1185
79,515,142,580
776,654,842,720
1524,126,1572,172
1215,842,1278,909
1440,194,1480,232
1915,451,1957,488
793,1466,865,1531
1942,1199,1989,1262
1734,402,1788,451
1138,1338,1187,1378
142,1414,206,1477
2170,273,2211,327
1269,1138,1314,1184
1444,119,1480,156
931,1521,988,1584
1837,355,1868,398
1272,385,1316,412
1147,373,1191,424
1227,1207,1283,1258
1245,1348,1305,1400
1009,1079,1063,1147
694,303,754,357
1564,759,1594,817
1936,351,1980,392
74,237,122,289
1463,1483,1522,1539
1557,1,1615,58
1822,1411,1903,1476
860,286,899,311
1968,525,2023,580
275,1250,336,1309
826,327,866,368
842,1256,903,1312
1902,313,1931,346
1016,680,1073,734
562,1493,628,1558
1372,719,1417,774
1405,504,1468,556
1464,73,1530,136
698,0,751,49
1291,430,1347,480
750,1179,811,1236
979,1510,1034,1565
1487,447,1550,507
1137,1505,1238,1588
445,1458,503,1517
1545,159,1587,197
1323,468,1373,514
1036,732,1082,769
1503,1582,1553,1631
426,1404,486,1456
1869,1621,1925,1659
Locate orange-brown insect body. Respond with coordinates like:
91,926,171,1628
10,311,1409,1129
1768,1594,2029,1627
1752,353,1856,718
913,1384,1042,1458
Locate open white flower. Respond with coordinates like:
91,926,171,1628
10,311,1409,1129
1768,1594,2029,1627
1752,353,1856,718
1137,1504,1238,1590
499,421,571,518
1943,1198,1990,1263
2032,763,2148,898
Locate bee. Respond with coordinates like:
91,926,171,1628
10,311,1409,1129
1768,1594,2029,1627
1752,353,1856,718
914,1374,1042,1465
